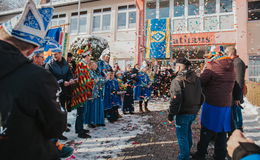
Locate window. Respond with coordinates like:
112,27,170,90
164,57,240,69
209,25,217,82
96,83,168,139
248,1,260,21
102,14,111,30
70,11,87,34
220,14,234,30
220,0,233,13
51,13,66,27
205,0,216,14
188,0,199,16
159,0,170,18
249,56,260,82
92,7,111,32
117,4,136,30
173,19,186,32
174,0,185,17
204,16,218,31
188,18,201,32
146,0,156,19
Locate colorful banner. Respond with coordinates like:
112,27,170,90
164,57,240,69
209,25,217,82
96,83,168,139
146,18,171,59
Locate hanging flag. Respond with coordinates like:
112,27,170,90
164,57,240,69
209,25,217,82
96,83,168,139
146,18,171,59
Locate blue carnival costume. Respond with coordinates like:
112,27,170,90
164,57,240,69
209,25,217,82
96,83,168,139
104,78,121,122
134,71,151,101
97,60,112,77
84,70,106,125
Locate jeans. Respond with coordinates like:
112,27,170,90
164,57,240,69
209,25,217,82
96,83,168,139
232,105,243,129
75,105,85,134
196,126,227,160
175,114,196,160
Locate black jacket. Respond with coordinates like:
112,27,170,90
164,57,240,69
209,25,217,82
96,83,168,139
45,57,73,83
0,40,67,160
169,70,202,115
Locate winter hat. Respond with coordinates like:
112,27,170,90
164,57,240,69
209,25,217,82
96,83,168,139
3,0,53,46
176,57,191,66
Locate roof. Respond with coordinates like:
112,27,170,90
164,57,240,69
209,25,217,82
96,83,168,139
0,0,100,17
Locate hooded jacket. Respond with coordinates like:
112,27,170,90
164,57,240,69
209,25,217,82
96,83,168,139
0,40,67,160
169,70,202,115
200,57,235,107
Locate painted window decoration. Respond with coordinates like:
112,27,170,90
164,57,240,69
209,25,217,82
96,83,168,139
204,16,218,31
173,19,186,32
188,0,199,16
204,0,216,14
117,4,136,29
188,18,201,32
249,56,260,82
93,7,111,32
220,14,234,30
220,0,233,13
146,0,156,19
159,0,170,18
174,0,185,17
248,1,260,21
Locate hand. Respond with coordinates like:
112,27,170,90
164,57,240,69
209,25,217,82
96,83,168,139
234,100,240,106
69,79,75,84
227,130,254,157
64,81,70,86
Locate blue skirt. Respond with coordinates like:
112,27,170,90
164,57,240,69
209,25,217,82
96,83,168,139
84,98,105,125
201,103,232,133
134,86,151,101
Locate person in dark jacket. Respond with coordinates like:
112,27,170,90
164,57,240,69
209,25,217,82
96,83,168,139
193,46,236,160
45,46,74,110
227,130,260,160
0,1,66,160
168,57,202,160
226,46,247,131
45,43,74,140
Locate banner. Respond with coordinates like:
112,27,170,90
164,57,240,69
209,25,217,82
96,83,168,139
146,18,171,59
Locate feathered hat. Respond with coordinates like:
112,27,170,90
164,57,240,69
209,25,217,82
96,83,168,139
3,0,53,46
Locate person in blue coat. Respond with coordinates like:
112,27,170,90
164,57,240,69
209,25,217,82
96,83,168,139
134,62,152,113
104,71,121,122
84,61,106,127
97,48,113,77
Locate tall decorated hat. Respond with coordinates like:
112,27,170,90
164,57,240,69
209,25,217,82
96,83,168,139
2,0,53,46
45,40,62,53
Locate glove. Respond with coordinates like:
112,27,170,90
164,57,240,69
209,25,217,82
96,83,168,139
168,114,174,122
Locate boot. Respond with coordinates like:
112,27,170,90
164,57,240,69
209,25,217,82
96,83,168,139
144,101,150,112
139,101,144,113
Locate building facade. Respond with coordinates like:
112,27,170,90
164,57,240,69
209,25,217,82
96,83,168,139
136,0,260,81
0,0,260,80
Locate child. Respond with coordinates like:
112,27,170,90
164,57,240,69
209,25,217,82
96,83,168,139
134,62,152,113
104,71,122,122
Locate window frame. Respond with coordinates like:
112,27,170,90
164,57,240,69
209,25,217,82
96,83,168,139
92,7,112,33
248,1,260,22
117,3,137,31
51,12,67,28
69,10,88,35
144,0,235,33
